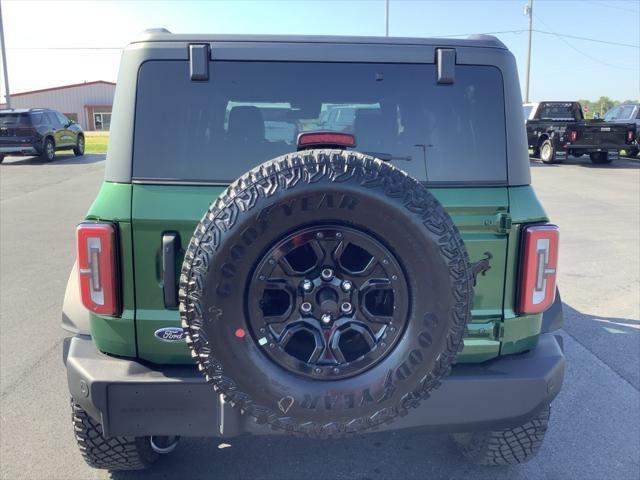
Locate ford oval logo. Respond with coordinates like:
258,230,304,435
154,327,185,342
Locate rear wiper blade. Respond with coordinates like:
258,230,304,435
364,151,412,162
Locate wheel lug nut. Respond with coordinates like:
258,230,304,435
321,268,334,281
341,280,353,292
302,280,313,292
321,313,332,325
340,302,353,314
301,302,312,314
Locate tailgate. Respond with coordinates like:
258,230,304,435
131,185,510,364
578,122,632,148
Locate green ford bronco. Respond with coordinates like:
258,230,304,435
62,30,565,471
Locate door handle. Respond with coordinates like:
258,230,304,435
162,232,181,308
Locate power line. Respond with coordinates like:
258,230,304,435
533,14,635,70
534,30,638,49
584,0,640,14
438,29,529,38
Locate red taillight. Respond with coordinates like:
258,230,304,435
568,130,578,142
77,222,120,316
297,132,356,149
518,224,559,314
627,130,635,142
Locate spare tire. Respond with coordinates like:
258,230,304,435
180,150,473,437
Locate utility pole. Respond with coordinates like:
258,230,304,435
0,0,10,109
523,0,533,103
385,0,389,37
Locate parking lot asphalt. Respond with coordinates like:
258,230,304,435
1,153,639,480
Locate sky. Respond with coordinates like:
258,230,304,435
1,0,639,102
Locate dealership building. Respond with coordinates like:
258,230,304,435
2,81,115,131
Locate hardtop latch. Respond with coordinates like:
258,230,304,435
436,48,456,84
189,44,210,81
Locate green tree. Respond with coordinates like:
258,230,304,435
594,96,616,117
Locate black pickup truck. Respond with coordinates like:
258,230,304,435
603,103,640,157
523,101,636,164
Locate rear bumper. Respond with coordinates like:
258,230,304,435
64,333,565,438
0,145,39,155
565,144,630,152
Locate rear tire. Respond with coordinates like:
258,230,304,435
452,406,551,465
73,135,85,156
539,139,558,164
71,400,159,471
623,147,639,157
181,149,473,437
41,137,55,162
589,152,612,164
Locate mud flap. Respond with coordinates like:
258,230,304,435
554,150,567,162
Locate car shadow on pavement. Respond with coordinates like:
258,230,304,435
529,156,640,169
1,153,105,166
104,305,638,480
109,429,514,480
561,303,639,390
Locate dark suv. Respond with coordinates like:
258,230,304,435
63,31,565,471
0,108,84,163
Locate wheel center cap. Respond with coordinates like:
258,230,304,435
317,287,339,315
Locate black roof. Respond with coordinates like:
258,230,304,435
131,31,507,50
0,108,49,114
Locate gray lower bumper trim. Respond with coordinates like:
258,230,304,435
0,146,37,154
64,334,565,437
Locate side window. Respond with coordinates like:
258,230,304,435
30,112,43,126
56,112,69,126
604,106,620,121
44,112,59,126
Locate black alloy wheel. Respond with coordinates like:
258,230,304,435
247,225,409,380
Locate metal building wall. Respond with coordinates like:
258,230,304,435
8,82,115,130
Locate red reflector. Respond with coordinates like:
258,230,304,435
627,130,635,142
77,222,120,316
297,132,356,148
518,224,559,314
568,130,578,142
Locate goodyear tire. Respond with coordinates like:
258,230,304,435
180,150,473,437
452,406,551,465
71,400,159,470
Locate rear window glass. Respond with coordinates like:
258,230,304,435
537,103,580,121
133,61,507,184
604,104,637,122
0,113,31,127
